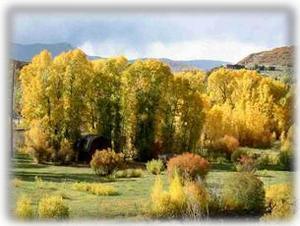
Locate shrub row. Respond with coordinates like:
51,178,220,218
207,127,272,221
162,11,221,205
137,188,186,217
72,182,118,196
16,195,69,220
150,171,266,218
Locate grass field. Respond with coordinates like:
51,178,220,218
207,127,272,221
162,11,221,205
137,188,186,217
10,152,294,220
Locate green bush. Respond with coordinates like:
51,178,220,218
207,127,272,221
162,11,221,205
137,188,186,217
167,153,209,181
279,150,293,170
222,172,265,215
255,154,271,170
38,195,69,219
231,149,247,163
90,149,124,176
146,159,164,175
207,187,224,216
15,195,34,219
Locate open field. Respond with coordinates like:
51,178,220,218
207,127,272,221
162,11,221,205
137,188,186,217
10,153,293,220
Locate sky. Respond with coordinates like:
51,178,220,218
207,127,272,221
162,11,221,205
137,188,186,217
11,11,292,62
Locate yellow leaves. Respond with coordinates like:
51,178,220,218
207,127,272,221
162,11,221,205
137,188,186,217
169,171,186,205
20,48,292,159
204,67,290,148
37,195,69,219
150,173,186,217
15,195,34,220
31,50,52,67
263,183,294,220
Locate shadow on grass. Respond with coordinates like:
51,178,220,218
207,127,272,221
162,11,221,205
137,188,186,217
210,162,235,172
255,174,274,178
13,162,49,169
12,171,140,184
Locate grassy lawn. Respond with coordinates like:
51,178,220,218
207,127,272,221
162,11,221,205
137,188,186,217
10,153,294,220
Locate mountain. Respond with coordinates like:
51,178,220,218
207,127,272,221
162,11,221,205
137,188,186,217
11,42,230,71
238,46,294,67
130,58,230,72
157,58,230,72
11,42,75,61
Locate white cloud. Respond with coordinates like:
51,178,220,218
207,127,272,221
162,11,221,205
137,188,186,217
78,41,141,59
79,39,270,63
145,40,268,62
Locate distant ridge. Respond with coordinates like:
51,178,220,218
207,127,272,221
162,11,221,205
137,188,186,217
132,58,230,72
10,42,230,71
11,42,75,61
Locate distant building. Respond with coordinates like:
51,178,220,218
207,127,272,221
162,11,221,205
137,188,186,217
268,66,276,71
225,64,245,70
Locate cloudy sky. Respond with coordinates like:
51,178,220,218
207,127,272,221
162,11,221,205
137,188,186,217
11,11,291,62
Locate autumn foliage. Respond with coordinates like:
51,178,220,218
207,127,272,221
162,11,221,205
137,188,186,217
167,153,209,181
90,149,124,176
19,50,293,162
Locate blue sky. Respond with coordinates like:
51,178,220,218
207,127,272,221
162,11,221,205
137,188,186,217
11,11,291,62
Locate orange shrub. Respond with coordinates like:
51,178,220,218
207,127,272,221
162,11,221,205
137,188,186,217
212,135,239,156
167,153,209,181
90,149,124,176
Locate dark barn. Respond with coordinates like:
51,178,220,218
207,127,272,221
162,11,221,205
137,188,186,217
75,135,111,163
226,64,245,70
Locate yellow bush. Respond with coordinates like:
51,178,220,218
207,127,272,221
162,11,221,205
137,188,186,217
281,126,294,152
184,182,209,216
262,183,294,220
212,135,240,156
90,149,124,176
146,159,164,175
38,195,69,219
57,139,75,164
24,121,54,163
150,173,187,218
15,195,34,219
150,176,172,217
72,182,118,196
169,171,186,210
11,178,23,188
114,169,144,178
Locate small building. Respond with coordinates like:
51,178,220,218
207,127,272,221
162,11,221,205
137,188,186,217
268,66,276,71
226,64,245,70
75,135,111,162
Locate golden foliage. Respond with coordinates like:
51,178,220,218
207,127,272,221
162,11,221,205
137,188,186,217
15,195,34,219
72,182,118,196
37,195,69,219
262,183,294,220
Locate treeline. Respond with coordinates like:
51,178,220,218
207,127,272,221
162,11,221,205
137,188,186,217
19,49,293,162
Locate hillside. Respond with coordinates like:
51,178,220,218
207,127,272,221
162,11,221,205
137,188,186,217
238,46,294,67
